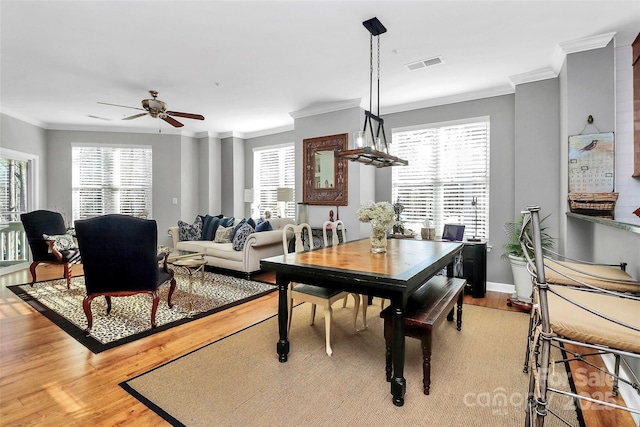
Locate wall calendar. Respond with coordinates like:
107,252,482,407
568,132,615,193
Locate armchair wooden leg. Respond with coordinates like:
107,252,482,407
167,278,176,308
28,261,39,286
150,291,159,329
83,295,94,335
63,262,72,289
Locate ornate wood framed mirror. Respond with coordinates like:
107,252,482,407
302,133,348,205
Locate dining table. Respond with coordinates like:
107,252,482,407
260,237,464,406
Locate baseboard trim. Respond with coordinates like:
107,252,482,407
486,281,515,294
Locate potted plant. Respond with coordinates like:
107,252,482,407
502,213,554,310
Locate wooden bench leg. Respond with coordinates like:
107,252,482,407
420,332,433,395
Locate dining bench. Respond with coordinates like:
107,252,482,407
380,275,466,395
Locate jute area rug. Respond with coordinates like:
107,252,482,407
8,271,275,353
121,301,579,426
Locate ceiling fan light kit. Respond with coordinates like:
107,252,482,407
97,90,204,128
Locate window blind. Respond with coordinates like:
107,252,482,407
72,146,152,221
0,158,29,222
391,120,490,239
253,144,295,218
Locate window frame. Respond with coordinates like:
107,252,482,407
253,143,295,219
390,117,490,240
71,143,153,222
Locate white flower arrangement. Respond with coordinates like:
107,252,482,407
357,201,395,230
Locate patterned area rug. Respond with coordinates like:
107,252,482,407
8,272,275,353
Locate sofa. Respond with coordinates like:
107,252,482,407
168,217,294,277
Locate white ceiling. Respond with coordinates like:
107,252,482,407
1,1,638,138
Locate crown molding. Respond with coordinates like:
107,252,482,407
381,85,514,116
509,67,558,87
560,32,616,55
0,109,48,129
289,98,361,119
243,124,294,139
45,122,198,137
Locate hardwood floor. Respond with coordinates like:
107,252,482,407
0,266,635,426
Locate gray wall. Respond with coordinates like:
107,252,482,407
562,41,616,259
293,106,375,240
1,114,48,209
375,94,517,285
198,135,222,215
243,130,295,219
42,129,190,247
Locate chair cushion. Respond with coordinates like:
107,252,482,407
544,259,640,293
546,285,640,353
292,283,345,299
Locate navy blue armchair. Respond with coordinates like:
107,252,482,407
20,210,80,288
74,214,176,334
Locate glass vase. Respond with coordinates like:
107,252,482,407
370,224,388,253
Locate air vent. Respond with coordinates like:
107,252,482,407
405,56,443,71
86,115,111,121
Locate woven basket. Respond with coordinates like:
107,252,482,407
567,192,618,218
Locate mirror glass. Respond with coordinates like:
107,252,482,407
314,151,335,188
303,133,348,205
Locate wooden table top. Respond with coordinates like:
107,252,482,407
262,238,463,290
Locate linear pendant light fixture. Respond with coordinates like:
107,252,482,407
362,17,388,153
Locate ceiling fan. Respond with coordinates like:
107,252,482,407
98,90,205,128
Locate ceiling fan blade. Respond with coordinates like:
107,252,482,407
166,111,205,120
162,115,184,128
98,101,145,111
122,112,148,121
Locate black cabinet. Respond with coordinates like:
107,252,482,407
461,241,487,298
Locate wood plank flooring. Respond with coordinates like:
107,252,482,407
0,266,635,426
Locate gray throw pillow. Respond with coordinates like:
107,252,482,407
214,225,234,243
232,223,255,251
178,216,203,241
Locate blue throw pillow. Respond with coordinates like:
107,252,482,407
201,216,221,241
220,216,235,228
255,220,272,232
247,218,256,229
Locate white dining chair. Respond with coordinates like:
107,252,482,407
283,223,359,356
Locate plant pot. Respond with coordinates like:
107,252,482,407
507,254,533,304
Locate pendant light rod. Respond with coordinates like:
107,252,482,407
362,17,388,152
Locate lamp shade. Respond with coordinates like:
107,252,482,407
276,187,294,202
244,189,254,203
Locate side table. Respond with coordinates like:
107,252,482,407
170,257,207,317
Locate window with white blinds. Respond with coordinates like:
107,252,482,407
253,144,295,218
72,145,152,221
390,119,490,239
